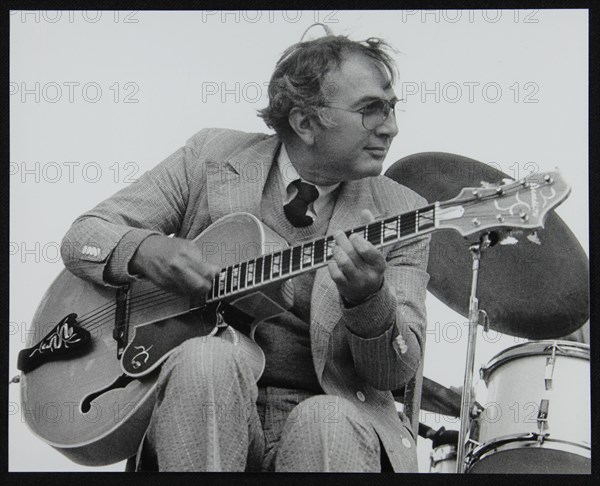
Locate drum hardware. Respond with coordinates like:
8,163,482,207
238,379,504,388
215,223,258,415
466,340,590,473
537,399,550,439
545,344,557,390
456,234,494,473
384,154,589,473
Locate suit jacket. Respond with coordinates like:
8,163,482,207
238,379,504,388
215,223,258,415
61,128,430,472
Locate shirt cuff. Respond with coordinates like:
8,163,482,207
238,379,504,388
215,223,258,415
342,282,397,339
103,229,161,285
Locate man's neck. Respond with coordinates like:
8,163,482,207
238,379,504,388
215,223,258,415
283,137,339,187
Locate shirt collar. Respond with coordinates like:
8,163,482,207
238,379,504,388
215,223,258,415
277,143,340,198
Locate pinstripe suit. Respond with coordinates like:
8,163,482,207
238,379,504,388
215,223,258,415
61,128,430,472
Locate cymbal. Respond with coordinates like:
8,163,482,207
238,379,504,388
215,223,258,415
385,152,589,339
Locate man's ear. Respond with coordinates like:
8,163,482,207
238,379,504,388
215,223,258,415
288,107,315,145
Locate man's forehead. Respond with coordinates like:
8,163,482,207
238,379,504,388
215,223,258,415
324,52,395,102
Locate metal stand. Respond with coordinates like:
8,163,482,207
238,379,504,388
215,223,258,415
455,234,492,473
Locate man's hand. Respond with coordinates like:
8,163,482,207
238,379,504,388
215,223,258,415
130,235,220,296
327,210,387,304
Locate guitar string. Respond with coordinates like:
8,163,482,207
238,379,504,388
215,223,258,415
69,213,427,332
76,296,188,337
69,196,514,334
78,292,186,332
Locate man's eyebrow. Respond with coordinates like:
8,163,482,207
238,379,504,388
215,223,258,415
351,95,398,107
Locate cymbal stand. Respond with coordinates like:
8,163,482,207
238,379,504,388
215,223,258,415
455,234,492,473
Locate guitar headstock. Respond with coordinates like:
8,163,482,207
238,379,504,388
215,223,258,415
436,171,571,238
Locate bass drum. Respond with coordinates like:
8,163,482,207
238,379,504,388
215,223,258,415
467,341,590,474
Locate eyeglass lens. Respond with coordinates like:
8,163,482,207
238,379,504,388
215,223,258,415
363,100,394,129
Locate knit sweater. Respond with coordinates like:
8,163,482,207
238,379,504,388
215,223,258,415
254,159,339,391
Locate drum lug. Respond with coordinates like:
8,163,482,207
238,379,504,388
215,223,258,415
466,438,480,448
479,309,490,333
544,342,558,390
471,402,484,419
537,398,550,434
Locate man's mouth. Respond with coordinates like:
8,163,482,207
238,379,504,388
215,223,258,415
365,146,387,154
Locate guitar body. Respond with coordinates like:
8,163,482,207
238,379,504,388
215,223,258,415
20,213,287,466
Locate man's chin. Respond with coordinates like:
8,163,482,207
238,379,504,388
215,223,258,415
352,162,383,180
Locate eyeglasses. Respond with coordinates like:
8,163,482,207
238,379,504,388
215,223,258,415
325,98,400,130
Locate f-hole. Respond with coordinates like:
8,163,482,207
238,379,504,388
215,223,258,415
80,374,135,413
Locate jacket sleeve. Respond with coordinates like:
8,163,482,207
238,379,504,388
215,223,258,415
342,197,430,390
60,129,211,286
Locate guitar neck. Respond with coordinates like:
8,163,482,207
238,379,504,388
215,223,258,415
205,204,438,303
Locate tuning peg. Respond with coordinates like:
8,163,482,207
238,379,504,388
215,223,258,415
527,231,542,245
499,234,519,246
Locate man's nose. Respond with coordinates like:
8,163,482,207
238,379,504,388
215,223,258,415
375,110,398,138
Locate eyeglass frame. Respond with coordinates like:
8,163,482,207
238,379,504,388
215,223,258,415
323,98,402,130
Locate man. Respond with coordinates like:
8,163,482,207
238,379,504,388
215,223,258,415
60,34,430,472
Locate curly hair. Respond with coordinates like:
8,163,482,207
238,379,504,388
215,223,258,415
257,35,398,138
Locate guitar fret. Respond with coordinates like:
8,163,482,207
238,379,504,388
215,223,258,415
401,211,416,235
247,260,255,287
313,238,325,264
415,210,419,233
263,254,272,281
254,257,263,284
325,236,335,260
383,217,398,242
239,262,247,289
291,246,302,272
302,243,314,268
218,269,227,296
281,248,291,275
232,264,239,291
211,276,218,299
366,222,382,246
272,252,281,278
226,266,233,294
418,205,436,230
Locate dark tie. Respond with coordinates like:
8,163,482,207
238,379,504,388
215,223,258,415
283,180,319,227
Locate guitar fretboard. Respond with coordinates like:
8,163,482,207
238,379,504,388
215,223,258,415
206,204,436,303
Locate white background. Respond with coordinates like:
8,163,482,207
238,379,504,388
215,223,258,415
9,9,588,472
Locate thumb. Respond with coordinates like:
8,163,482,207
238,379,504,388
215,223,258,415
358,209,375,225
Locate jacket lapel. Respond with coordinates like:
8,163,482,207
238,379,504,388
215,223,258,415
206,135,281,222
310,178,383,380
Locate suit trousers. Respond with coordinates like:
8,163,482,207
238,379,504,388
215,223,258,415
138,336,388,472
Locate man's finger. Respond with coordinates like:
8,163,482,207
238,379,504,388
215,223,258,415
328,261,354,289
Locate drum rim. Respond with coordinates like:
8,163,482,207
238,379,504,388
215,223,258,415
467,435,591,471
480,340,589,382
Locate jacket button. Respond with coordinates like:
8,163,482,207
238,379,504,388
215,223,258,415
356,391,365,402
402,437,412,448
